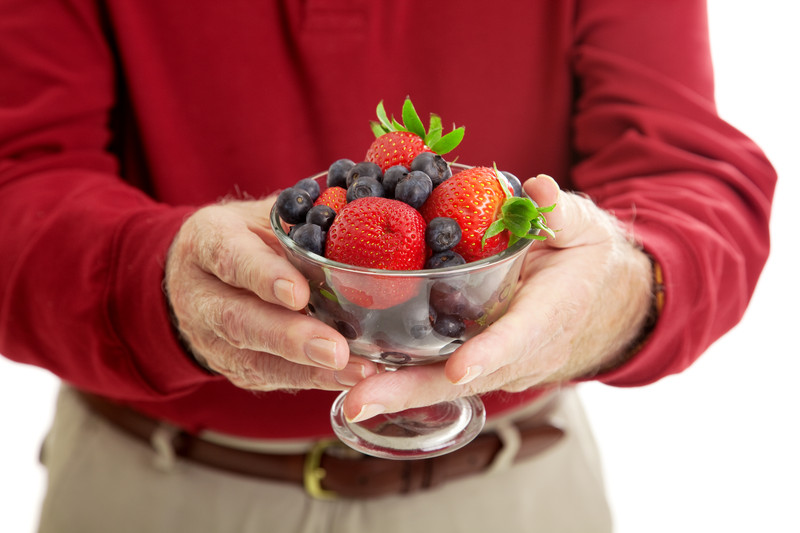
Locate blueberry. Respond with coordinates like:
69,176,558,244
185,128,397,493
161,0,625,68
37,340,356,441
346,176,385,202
308,289,370,339
335,319,360,340
429,281,484,320
382,165,409,198
433,314,465,338
425,250,466,269
501,171,522,197
410,152,452,187
395,170,432,209
290,223,326,256
276,187,313,224
346,161,383,188
295,178,320,202
327,159,355,188
305,204,337,231
425,217,462,252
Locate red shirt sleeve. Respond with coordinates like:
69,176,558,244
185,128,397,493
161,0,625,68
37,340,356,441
570,0,776,385
0,0,217,400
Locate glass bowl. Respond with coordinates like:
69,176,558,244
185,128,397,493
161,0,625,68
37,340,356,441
269,164,535,459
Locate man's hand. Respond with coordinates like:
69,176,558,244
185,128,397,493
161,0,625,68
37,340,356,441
164,198,377,391
341,176,654,422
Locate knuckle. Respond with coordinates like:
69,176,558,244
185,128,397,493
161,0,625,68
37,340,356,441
217,299,250,349
261,319,307,363
207,236,238,283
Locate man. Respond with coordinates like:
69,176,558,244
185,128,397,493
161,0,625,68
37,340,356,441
0,1,775,531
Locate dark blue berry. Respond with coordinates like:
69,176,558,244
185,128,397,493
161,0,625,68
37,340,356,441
346,161,383,188
305,204,337,231
395,170,432,209
291,223,326,256
425,217,462,252
295,178,320,202
308,289,369,339
433,314,465,338
346,176,385,202
382,165,409,198
277,187,313,224
335,319,361,340
425,250,466,269
429,281,483,320
501,171,522,197
410,152,452,187
327,159,355,188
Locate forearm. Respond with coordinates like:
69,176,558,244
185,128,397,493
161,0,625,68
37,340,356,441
568,0,776,385
0,167,209,399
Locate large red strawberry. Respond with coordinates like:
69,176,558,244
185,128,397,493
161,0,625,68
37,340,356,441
365,97,465,172
421,166,554,262
325,197,427,308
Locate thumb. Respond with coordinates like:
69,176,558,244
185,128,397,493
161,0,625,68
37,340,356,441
522,175,619,248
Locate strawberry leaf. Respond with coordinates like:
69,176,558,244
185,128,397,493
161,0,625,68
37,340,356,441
482,219,507,246
430,127,465,155
402,97,427,139
479,166,557,249
320,288,339,303
375,101,393,131
370,120,389,138
427,114,443,147
372,97,465,152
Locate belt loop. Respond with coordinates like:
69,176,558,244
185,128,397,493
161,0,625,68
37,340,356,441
486,420,521,475
150,422,180,472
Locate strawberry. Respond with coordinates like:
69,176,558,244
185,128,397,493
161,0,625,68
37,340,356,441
366,131,432,173
313,186,347,214
326,197,426,270
325,197,427,308
420,165,555,262
365,97,465,172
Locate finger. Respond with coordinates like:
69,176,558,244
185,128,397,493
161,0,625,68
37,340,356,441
340,364,465,421
207,340,378,392
189,271,351,370
523,175,618,247
190,205,309,310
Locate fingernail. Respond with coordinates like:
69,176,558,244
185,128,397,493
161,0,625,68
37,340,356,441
348,403,387,423
304,338,339,369
334,361,368,387
454,365,484,385
274,279,296,308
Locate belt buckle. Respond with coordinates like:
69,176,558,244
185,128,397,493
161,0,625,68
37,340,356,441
303,439,344,500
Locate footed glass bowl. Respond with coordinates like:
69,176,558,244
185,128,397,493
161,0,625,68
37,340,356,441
269,165,535,459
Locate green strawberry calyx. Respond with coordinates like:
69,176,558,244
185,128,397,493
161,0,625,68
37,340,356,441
482,164,556,248
370,97,465,155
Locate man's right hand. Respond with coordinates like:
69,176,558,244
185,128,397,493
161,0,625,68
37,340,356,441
164,197,377,391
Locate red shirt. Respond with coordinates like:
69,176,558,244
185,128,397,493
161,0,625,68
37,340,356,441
0,0,776,438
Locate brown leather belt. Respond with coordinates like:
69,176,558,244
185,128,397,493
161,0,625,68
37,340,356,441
77,391,564,500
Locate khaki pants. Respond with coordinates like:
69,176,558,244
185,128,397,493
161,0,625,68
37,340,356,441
37,386,612,533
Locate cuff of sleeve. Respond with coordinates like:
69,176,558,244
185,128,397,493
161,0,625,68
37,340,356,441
589,222,701,387
108,204,224,397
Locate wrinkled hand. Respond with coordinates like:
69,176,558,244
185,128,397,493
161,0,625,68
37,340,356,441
342,176,654,422
164,198,377,391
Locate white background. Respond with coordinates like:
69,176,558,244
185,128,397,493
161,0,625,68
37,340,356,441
1,1,798,531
